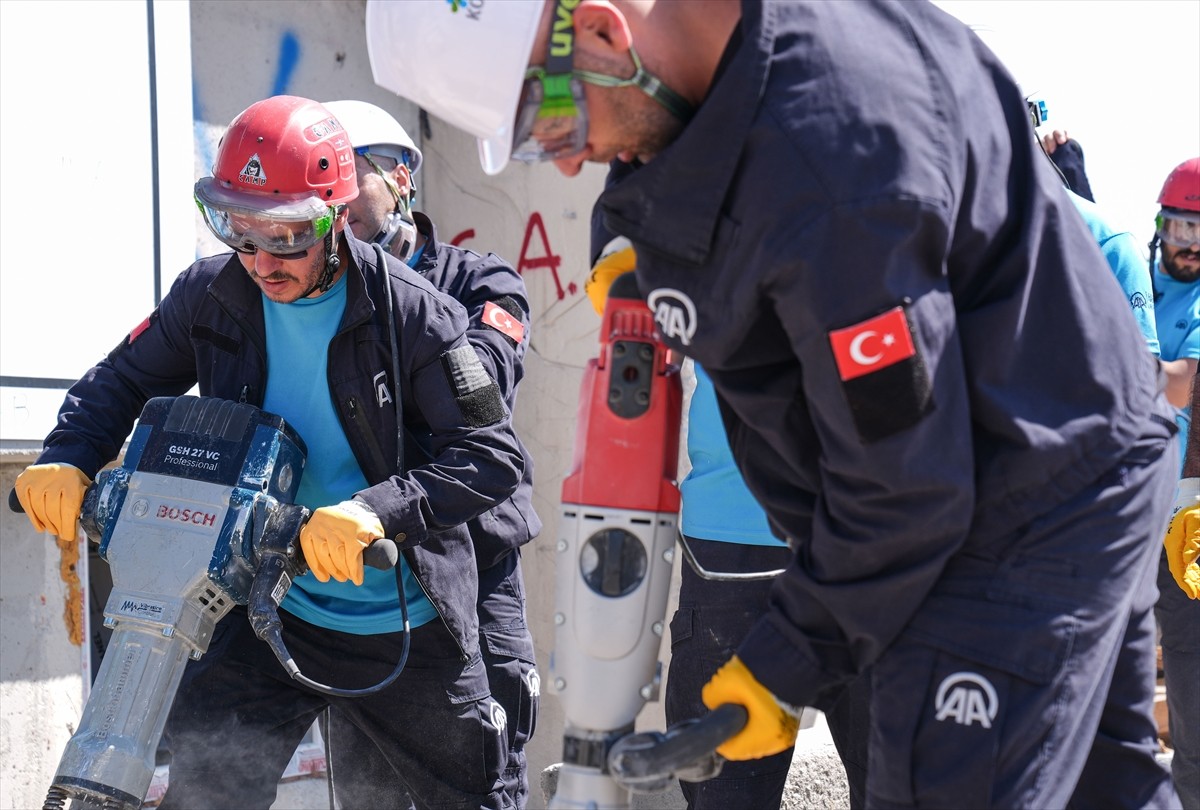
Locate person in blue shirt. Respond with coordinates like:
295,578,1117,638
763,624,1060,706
14,95,523,810
1150,157,1200,810
319,99,543,809
1067,189,1159,356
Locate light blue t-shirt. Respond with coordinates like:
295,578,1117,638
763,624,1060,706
1067,190,1159,356
261,272,436,634
680,366,783,546
1153,261,1200,462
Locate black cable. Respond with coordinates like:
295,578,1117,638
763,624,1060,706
267,247,413,697
320,706,335,810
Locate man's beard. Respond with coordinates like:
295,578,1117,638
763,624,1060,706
1163,248,1200,283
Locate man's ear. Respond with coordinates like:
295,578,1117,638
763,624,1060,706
574,0,632,54
392,165,414,199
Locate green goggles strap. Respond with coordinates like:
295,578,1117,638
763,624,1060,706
573,45,695,123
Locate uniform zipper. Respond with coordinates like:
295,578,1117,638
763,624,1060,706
344,396,468,661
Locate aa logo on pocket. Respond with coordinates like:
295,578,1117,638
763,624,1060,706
488,699,508,735
525,667,541,698
934,671,998,729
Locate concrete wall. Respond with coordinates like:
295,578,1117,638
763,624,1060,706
0,2,675,808
0,451,88,810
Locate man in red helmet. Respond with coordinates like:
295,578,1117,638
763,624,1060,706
319,98,544,809
13,95,523,809
1150,156,1200,809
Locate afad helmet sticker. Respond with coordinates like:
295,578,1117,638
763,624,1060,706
239,153,267,187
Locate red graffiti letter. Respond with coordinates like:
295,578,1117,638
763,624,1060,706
516,212,565,300
449,228,476,247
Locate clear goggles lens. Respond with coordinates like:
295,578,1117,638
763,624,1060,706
511,69,590,164
194,184,333,259
1157,210,1200,248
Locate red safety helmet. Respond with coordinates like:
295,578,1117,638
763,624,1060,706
1158,157,1200,213
1150,157,1200,266
201,95,357,208
196,96,358,262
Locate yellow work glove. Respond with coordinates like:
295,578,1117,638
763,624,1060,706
586,236,636,316
1165,478,1200,599
701,655,802,761
299,499,384,586
14,463,91,542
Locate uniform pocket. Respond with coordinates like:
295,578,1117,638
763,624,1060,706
668,605,695,650
868,595,1078,807
480,626,540,751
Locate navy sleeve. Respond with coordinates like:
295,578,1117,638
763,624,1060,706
732,198,976,707
354,280,524,547
446,250,531,410
37,269,201,478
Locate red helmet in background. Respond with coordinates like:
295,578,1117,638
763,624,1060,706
1152,158,1200,257
1158,158,1200,213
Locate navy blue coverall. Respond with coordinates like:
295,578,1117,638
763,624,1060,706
596,2,1180,806
327,214,543,808
37,234,524,809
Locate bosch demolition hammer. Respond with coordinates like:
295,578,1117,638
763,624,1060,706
548,274,748,808
10,395,398,810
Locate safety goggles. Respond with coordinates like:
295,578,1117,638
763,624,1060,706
195,178,335,259
510,3,693,165
1157,209,1200,249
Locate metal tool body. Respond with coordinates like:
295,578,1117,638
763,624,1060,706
41,396,306,810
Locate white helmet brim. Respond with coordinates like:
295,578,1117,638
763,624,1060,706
366,0,544,176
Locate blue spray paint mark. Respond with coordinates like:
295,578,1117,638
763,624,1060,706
271,32,300,96
191,30,301,260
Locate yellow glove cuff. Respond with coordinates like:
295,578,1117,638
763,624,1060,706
1165,478,1200,599
701,655,801,761
586,237,637,316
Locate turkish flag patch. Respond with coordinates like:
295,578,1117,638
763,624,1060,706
483,300,525,344
828,305,933,443
829,306,915,380
129,314,154,343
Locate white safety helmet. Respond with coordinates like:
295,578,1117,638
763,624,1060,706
365,0,544,176
322,99,423,174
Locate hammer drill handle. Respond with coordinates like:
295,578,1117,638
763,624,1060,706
8,483,101,544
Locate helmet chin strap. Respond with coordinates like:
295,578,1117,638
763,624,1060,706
297,229,341,299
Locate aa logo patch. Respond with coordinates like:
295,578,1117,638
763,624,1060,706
934,671,998,729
